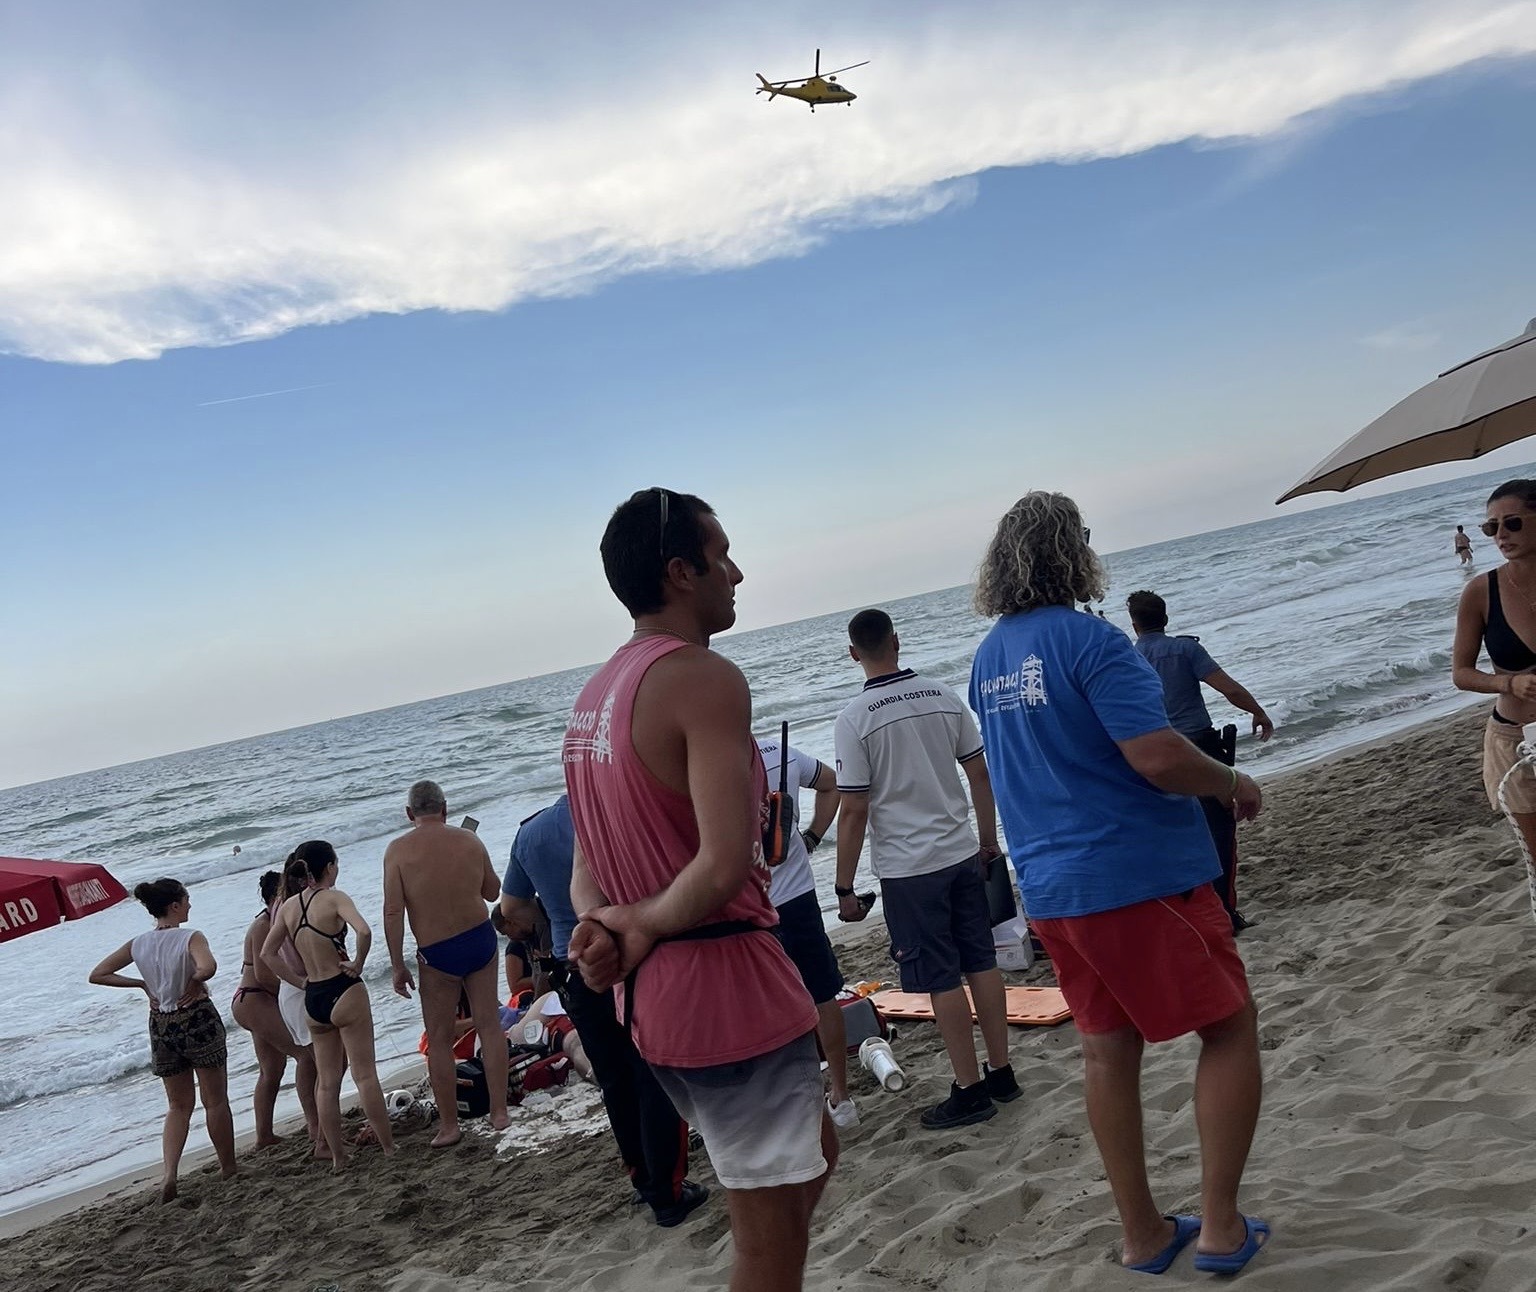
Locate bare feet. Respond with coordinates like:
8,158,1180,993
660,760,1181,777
221,1165,239,1181
253,1136,282,1151
490,1110,511,1132
429,1127,463,1148
329,1153,349,1174
313,1142,333,1161
159,1176,178,1204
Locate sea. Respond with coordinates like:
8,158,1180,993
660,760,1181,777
0,464,1516,1218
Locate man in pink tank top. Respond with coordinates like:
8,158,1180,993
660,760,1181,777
563,487,836,1292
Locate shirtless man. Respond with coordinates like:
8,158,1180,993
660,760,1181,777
383,779,510,1144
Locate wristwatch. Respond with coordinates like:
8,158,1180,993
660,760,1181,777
833,884,856,898
801,828,822,852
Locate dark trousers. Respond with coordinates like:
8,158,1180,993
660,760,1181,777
1188,726,1241,925
561,971,689,1210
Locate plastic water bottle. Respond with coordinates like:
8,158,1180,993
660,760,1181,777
859,1037,905,1091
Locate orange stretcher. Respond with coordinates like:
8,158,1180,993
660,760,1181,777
870,985,1072,1027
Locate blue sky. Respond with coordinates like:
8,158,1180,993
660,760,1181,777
4,1,1536,787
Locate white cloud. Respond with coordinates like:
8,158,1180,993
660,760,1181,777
2,1,1534,363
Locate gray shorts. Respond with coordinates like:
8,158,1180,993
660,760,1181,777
651,1032,827,1190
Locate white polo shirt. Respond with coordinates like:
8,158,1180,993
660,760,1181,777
756,738,826,907
834,668,985,880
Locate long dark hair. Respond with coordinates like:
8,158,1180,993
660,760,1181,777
292,840,338,885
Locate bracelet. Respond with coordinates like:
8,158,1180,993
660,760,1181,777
802,828,821,851
834,884,856,898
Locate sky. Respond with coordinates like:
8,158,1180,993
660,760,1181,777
4,0,1536,788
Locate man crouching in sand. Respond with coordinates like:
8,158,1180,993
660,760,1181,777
383,779,511,1143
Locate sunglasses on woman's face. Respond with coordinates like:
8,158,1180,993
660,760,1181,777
1482,516,1526,537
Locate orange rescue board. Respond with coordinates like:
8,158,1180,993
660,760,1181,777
871,985,1071,1027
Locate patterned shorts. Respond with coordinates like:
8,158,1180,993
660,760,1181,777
148,998,228,1077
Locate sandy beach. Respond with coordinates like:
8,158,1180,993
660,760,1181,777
9,705,1536,1290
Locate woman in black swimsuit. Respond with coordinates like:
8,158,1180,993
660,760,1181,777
261,841,394,1168
232,871,319,1149
1453,479,1536,856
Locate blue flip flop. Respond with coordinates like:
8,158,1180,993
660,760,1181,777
1193,1216,1272,1275
1127,1214,1202,1275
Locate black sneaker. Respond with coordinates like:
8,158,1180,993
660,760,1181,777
653,1179,710,1228
919,1080,996,1130
983,1062,1022,1104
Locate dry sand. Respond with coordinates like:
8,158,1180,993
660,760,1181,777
8,707,1536,1290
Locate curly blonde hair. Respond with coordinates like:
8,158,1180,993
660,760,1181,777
974,491,1105,617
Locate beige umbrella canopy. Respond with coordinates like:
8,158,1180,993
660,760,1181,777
1279,319,1536,504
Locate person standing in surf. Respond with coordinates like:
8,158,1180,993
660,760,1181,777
89,877,238,1202
1455,525,1474,566
1453,479,1536,859
262,840,395,1169
563,487,834,1292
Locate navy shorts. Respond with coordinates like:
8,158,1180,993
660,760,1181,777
882,857,997,994
773,891,845,1005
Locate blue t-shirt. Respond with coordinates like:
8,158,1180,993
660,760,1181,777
1133,631,1218,735
502,795,578,960
969,606,1219,919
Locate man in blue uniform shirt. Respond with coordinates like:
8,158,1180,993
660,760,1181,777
1126,590,1274,932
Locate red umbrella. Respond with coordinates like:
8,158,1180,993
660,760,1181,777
0,856,129,944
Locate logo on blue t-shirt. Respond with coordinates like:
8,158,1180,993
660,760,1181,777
974,653,1049,711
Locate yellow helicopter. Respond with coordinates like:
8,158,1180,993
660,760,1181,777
756,48,869,111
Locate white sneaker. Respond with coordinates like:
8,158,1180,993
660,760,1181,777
827,1097,859,1129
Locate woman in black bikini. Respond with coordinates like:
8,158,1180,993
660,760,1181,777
1453,479,1536,857
232,871,320,1149
261,841,394,1168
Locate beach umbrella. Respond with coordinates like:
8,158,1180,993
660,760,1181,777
1278,318,1536,503
0,856,128,944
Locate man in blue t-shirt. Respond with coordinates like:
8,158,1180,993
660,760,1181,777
501,796,706,1228
1127,589,1274,931
967,490,1271,1278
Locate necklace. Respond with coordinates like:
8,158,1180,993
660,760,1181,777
631,627,700,647
1505,563,1536,613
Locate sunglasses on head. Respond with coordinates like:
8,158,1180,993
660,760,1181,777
1482,516,1525,537
653,486,671,558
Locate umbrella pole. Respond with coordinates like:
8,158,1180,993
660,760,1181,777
1495,752,1536,925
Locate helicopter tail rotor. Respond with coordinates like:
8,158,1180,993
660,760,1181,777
755,73,779,99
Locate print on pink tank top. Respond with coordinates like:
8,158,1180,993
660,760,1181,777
563,636,816,1068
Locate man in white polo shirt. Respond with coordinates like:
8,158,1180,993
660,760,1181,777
833,608,1017,1129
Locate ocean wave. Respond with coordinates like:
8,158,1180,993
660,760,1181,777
1272,647,1453,726
0,1040,149,1110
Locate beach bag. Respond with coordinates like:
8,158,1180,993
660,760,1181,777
455,1057,490,1118
836,989,889,1055
522,1053,573,1094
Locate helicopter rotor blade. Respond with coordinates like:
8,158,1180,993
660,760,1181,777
814,48,820,77
822,60,870,77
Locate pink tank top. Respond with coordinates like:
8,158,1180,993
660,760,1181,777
563,636,816,1067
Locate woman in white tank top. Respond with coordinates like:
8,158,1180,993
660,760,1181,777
89,877,238,1203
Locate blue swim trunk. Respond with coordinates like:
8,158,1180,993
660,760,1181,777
418,919,498,978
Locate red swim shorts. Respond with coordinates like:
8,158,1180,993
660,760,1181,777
1033,884,1251,1043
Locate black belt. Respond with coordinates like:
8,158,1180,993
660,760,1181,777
620,920,765,1031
